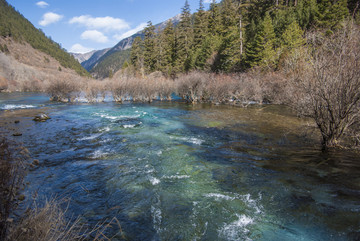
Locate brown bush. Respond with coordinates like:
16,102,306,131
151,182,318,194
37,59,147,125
286,24,360,148
46,77,81,102
176,72,208,103
85,79,106,102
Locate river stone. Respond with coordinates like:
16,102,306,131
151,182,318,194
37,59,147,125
33,113,51,122
13,133,22,136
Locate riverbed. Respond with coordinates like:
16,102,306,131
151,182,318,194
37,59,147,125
1,92,360,240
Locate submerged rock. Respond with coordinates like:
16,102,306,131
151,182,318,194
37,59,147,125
12,133,22,136
33,114,50,122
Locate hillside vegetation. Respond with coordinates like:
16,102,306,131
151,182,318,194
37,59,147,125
129,0,358,76
90,49,131,79
0,0,89,77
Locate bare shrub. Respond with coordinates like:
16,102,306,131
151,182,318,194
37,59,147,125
46,77,81,102
157,78,174,101
176,72,208,103
85,80,106,102
286,24,360,148
0,76,8,91
205,74,233,104
109,78,128,103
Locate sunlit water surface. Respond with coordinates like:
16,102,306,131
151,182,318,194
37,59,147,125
1,93,360,240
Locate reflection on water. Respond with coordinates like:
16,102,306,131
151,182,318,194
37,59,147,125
1,93,360,240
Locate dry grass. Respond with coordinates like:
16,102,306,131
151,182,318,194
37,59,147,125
6,198,125,241
0,138,28,240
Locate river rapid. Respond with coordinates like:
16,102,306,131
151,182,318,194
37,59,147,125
1,92,360,240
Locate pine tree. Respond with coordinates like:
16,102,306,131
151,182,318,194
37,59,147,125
159,20,175,76
193,0,208,50
245,13,277,68
215,26,241,72
281,20,305,50
208,0,222,36
130,36,144,70
221,0,238,36
143,21,156,73
318,0,349,30
174,0,194,72
295,0,319,30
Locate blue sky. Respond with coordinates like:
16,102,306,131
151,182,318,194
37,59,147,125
7,0,217,54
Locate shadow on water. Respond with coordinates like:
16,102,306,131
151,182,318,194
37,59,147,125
1,94,360,240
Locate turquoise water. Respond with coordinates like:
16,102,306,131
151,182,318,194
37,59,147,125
1,93,360,240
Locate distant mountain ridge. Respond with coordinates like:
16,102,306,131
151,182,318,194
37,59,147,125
80,14,182,78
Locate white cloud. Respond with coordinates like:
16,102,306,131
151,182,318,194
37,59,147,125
39,12,63,26
81,30,108,43
204,0,217,3
69,15,130,32
36,1,49,8
113,22,147,41
69,44,94,54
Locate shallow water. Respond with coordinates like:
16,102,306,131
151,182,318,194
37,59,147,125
1,93,360,240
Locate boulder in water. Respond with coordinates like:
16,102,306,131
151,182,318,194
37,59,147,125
33,114,50,122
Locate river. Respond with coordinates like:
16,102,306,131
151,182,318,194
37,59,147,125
1,92,360,240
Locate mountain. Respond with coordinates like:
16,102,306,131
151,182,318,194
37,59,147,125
71,50,97,63
89,14,182,79
0,0,89,77
80,48,110,71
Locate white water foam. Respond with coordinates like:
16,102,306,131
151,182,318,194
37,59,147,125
123,124,136,129
149,177,160,185
2,104,36,110
90,150,109,159
219,214,254,240
163,175,191,180
204,192,263,215
94,112,140,121
204,193,236,201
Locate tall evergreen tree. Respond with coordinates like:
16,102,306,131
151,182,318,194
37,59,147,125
159,20,175,76
221,0,238,36
245,12,277,68
193,0,208,50
130,36,144,70
208,0,222,36
281,20,305,50
143,21,156,73
295,0,319,30
174,0,194,72
318,0,349,30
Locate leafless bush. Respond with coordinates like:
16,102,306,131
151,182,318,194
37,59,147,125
85,80,106,102
109,78,128,103
176,72,208,103
286,24,360,148
0,138,29,240
46,77,81,102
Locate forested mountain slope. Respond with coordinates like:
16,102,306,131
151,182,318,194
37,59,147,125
0,0,89,77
